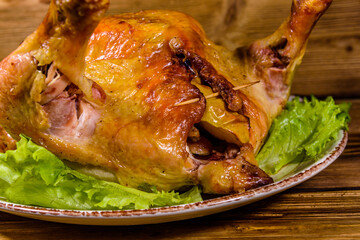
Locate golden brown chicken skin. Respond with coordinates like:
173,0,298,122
0,0,332,194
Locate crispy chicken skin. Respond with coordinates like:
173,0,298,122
0,0,332,194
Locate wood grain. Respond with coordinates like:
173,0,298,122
0,0,359,239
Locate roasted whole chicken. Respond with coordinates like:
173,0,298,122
0,0,332,194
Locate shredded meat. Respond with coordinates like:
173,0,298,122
42,92,78,135
40,75,70,104
41,67,102,139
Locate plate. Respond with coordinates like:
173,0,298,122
0,130,348,225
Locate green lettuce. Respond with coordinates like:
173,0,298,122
256,96,350,181
0,135,202,210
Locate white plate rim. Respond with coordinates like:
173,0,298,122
0,130,348,225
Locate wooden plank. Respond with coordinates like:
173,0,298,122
0,0,359,97
0,187,360,239
0,1,359,238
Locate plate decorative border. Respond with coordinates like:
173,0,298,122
0,131,348,225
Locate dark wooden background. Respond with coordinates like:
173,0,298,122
0,0,359,239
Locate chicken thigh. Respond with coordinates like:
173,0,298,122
0,0,332,194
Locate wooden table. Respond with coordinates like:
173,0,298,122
0,0,359,239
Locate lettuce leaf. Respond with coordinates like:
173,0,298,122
256,96,350,181
0,136,202,210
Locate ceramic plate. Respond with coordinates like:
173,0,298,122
0,130,348,225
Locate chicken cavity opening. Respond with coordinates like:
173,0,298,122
38,63,105,139
187,124,240,161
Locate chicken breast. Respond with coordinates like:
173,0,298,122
0,0,332,194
